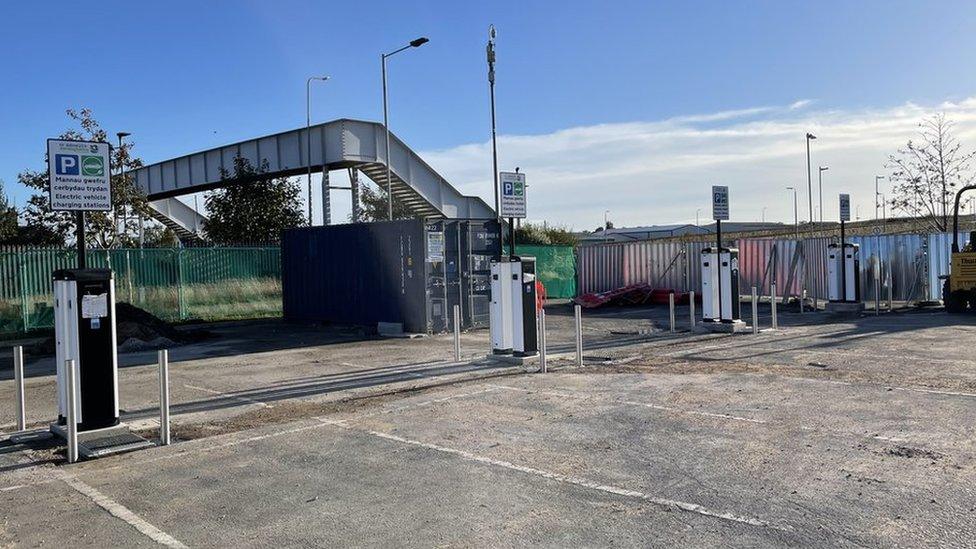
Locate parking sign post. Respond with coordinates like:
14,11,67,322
47,139,113,268
500,171,526,256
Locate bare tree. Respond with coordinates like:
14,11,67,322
886,113,975,233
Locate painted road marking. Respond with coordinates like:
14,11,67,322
317,418,781,531
61,475,188,548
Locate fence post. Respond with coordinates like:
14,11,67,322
176,249,187,320
14,346,26,431
689,290,696,329
752,286,759,334
574,304,583,367
668,292,676,333
66,359,78,463
539,309,547,374
771,282,778,329
452,304,461,362
18,254,29,332
158,350,171,446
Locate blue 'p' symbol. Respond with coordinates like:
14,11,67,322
56,154,79,175
503,182,513,195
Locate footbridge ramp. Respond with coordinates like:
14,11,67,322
131,118,494,233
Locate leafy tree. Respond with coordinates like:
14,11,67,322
203,157,306,244
352,179,416,222
18,108,148,248
0,180,18,243
511,222,578,246
886,113,976,233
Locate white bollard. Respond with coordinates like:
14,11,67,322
800,289,805,315
689,290,696,329
875,276,881,316
771,283,778,329
668,292,676,333
539,309,547,374
14,346,26,432
158,350,171,446
752,286,759,334
574,304,583,367
66,359,78,463
452,304,461,362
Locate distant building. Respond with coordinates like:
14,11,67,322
577,222,786,244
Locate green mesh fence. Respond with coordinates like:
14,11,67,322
515,245,577,299
0,246,281,333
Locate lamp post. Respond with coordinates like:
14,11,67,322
875,175,885,220
818,166,828,223
786,186,798,238
306,75,330,226
382,37,429,221
806,133,817,223
696,208,701,228
116,132,131,245
761,206,767,223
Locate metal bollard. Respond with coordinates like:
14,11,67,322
14,346,26,432
66,359,78,463
574,304,583,367
539,309,547,374
452,304,461,362
800,289,805,314
689,290,696,329
158,350,171,446
770,283,778,329
668,292,676,333
752,287,759,334
875,276,881,316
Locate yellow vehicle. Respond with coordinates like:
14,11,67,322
943,185,976,313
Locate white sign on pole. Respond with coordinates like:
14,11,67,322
712,185,729,221
47,139,112,211
839,193,851,222
500,172,526,218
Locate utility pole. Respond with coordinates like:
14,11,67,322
487,25,502,257
818,166,828,223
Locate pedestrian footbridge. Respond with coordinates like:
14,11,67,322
132,119,494,240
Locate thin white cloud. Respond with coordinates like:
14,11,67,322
420,97,976,229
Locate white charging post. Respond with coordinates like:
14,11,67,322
700,186,746,332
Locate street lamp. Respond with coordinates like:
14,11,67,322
696,208,701,227
306,75,330,225
806,132,817,223
875,175,885,220
786,186,798,238
382,36,429,221
761,206,767,223
818,166,828,223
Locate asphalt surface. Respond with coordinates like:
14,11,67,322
2,304,976,547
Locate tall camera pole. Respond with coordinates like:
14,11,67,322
487,25,503,258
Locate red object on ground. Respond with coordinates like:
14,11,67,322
536,280,547,311
573,284,692,309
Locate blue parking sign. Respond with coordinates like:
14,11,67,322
55,154,80,175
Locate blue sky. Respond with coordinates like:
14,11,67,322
4,1,976,228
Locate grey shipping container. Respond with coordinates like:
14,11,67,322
282,219,500,334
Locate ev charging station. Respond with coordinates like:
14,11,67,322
826,193,864,313
53,269,119,430
47,138,152,458
489,171,539,358
700,186,746,332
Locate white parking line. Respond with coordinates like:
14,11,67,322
61,475,188,548
317,418,781,531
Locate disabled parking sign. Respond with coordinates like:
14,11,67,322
47,139,112,211
500,171,526,218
